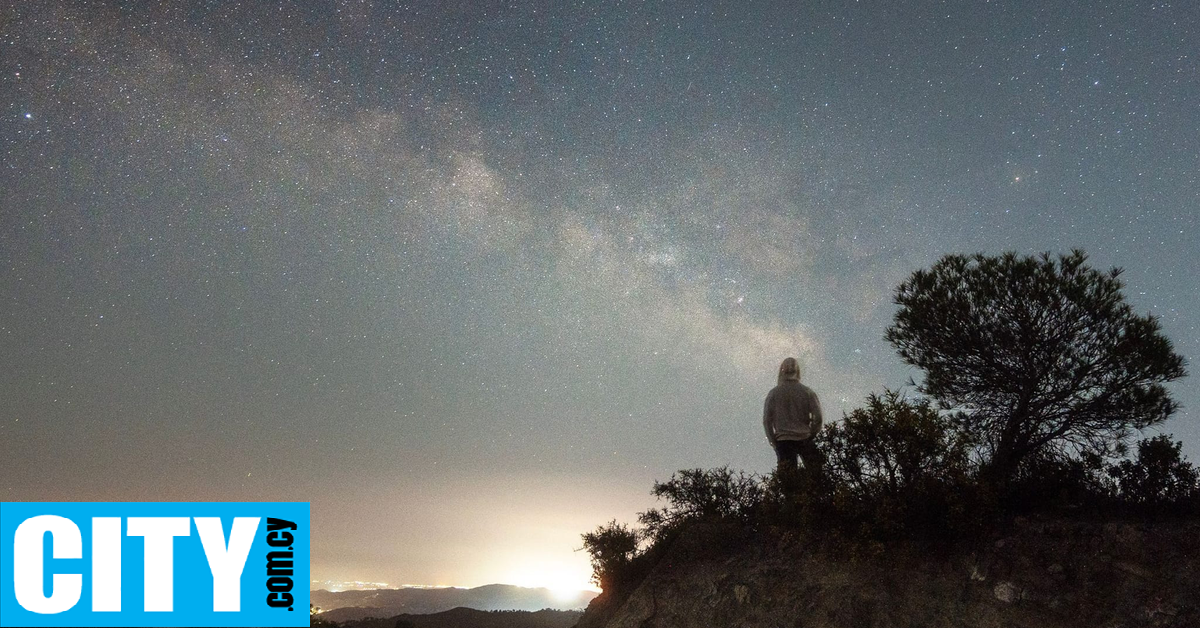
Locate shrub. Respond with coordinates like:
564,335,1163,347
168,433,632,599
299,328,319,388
637,467,764,544
822,391,973,497
580,520,641,591
310,604,337,627
1110,434,1200,513
816,391,978,540
1003,447,1116,514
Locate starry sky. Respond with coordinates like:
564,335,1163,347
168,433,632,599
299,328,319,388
2,1,1197,591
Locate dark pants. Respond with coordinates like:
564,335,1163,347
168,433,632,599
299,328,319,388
775,438,824,479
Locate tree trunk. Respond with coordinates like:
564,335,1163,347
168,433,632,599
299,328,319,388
984,420,1026,496
984,388,1035,494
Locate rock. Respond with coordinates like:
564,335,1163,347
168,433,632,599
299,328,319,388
994,581,1019,603
1115,561,1151,578
1103,522,1144,545
1047,563,1064,574
970,565,987,581
1144,596,1178,619
733,584,749,605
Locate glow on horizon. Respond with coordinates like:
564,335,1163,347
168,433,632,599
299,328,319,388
501,562,599,595
312,579,394,592
310,578,596,594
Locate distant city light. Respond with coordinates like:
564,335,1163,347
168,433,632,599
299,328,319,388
311,579,392,592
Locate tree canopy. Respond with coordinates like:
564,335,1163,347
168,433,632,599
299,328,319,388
885,250,1186,486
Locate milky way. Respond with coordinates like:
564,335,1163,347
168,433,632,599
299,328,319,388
2,1,1196,588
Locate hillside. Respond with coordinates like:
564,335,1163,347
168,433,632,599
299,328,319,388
312,584,596,622
574,515,1200,628
331,606,582,628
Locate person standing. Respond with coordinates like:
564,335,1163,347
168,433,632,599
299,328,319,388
763,357,824,480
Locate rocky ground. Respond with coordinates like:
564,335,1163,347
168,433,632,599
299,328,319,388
574,515,1200,628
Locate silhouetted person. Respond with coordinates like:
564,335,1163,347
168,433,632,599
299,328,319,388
763,357,824,483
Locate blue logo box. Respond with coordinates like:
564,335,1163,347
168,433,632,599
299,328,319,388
1,502,309,627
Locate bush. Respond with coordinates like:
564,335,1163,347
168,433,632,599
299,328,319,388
581,469,766,597
310,604,337,627
1110,435,1200,513
1002,447,1116,514
815,391,978,540
637,467,764,544
580,520,641,591
822,391,973,497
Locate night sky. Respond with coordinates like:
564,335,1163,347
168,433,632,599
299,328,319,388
2,1,1196,591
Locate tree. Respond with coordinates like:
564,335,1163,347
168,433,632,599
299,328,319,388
885,250,1186,488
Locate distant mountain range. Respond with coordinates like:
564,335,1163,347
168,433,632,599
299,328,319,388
331,606,582,628
312,584,598,622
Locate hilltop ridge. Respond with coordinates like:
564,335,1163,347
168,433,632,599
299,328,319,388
312,584,596,622
329,606,582,628
574,514,1199,628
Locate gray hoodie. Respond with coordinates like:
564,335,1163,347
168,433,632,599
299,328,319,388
763,380,824,446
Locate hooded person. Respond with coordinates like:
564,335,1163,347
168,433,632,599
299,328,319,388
763,357,825,479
